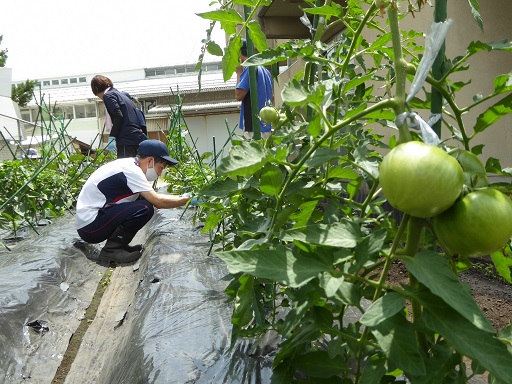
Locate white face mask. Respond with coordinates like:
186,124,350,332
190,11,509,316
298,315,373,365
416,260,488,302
145,159,159,182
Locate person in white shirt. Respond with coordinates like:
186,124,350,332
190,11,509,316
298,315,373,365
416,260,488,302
75,139,190,263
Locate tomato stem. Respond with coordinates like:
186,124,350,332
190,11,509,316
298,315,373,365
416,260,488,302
404,216,430,353
388,3,412,144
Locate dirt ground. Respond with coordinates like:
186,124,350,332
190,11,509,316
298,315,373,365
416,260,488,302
386,258,512,331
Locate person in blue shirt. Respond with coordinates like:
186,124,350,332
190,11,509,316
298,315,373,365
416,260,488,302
91,75,147,158
235,38,274,140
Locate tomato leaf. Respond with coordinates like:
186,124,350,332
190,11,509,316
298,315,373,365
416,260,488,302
466,0,484,33
292,350,348,378
232,274,254,327
303,147,340,168
200,178,240,197
370,313,426,377
279,221,360,248
222,37,242,82
217,141,271,177
467,39,512,56
326,165,359,180
490,251,512,283
319,273,361,306
290,200,318,228
247,20,268,53
216,247,331,288
403,251,495,333
417,290,512,384
492,73,512,95
358,354,387,384
260,163,283,196
473,93,512,133
197,8,244,24
360,292,405,327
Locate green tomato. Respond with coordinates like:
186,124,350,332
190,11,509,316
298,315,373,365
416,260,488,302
433,189,512,257
379,141,464,218
375,0,390,8
259,106,279,125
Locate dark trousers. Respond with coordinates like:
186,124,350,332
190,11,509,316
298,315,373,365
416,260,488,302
77,200,154,244
116,145,139,158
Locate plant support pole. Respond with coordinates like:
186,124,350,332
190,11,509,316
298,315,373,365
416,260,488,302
244,5,261,140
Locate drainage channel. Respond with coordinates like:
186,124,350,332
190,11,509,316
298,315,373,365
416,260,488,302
51,266,114,384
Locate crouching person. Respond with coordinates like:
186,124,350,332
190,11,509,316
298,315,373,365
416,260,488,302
75,139,190,263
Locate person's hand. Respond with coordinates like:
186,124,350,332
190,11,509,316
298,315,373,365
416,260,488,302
181,192,205,207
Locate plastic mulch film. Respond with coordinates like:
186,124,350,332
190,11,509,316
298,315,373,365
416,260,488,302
1,206,276,383
94,208,275,384
0,214,105,382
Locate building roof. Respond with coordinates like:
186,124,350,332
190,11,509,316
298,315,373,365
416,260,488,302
27,70,236,107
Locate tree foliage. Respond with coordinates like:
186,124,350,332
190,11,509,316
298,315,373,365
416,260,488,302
0,35,7,67
11,80,37,107
0,34,37,107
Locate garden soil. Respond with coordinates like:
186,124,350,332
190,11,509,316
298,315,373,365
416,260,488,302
386,259,512,332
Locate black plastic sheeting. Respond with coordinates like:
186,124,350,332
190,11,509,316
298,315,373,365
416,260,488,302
95,209,275,384
0,215,105,382
0,207,276,383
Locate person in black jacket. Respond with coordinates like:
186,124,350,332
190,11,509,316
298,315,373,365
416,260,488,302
91,75,147,158
123,91,148,137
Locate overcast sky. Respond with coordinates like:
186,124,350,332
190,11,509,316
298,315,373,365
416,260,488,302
1,0,226,81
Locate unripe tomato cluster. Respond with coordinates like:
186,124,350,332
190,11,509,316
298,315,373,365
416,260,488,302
379,141,512,257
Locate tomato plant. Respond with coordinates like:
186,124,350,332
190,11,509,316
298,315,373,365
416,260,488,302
379,141,463,218
196,0,512,382
434,188,512,257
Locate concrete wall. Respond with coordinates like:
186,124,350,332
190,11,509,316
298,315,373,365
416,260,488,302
401,1,512,166
273,2,512,165
185,112,240,159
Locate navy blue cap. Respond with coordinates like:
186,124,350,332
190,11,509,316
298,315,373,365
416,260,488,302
137,140,178,166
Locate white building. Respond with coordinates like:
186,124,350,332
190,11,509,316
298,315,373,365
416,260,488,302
5,61,240,160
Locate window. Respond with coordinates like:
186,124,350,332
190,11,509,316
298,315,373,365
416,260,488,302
21,110,31,122
144,100,157,113
31,109,39,121
75,105,86,119
62,106,74,119
61,78,68,84
79,77,86,83
207,64,221,71
85,104,96,118
176,67,185,74
70,78,78,84
52,79,59,85
43,80,50,86
54,106,63,118
74,104,96,119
